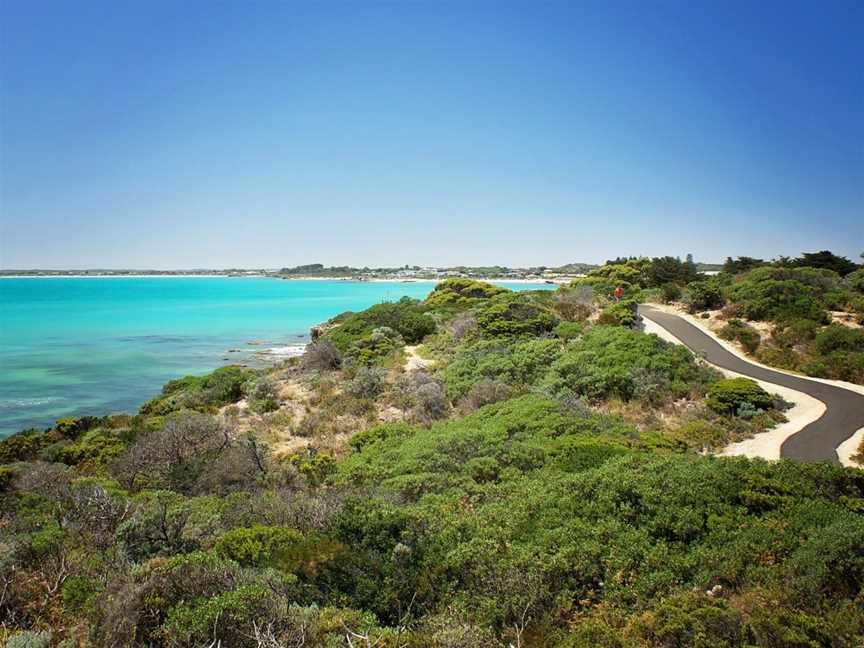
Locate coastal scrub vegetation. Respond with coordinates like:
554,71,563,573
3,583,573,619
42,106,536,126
709,253,864,383
1,275,863,646
605,250,864,384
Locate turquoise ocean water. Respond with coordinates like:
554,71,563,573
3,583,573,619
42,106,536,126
0,277,550,436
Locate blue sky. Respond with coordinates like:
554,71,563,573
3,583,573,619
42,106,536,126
1,0,862,269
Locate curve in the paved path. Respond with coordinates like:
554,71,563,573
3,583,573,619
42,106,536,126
638,305,864,464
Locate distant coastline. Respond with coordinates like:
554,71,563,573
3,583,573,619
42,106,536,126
0,275,581,286
0,272,585,284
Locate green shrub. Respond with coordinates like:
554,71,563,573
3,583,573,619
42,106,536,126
442,338,562,400
56,426,127,467
336,394,633,498
476,298,558,337
597,299,638,327
814,324,864,354
754,344,801,371
543,326,709,402
346,366,386,399
425,278,508,307
672,420,730,451
706,378,773,415
54,415,102,439
140,365,255,416
250,397,279,414
161,584,282,648
725,267,834,323
0,429,53,464
214,524,305,569
771,318,820,347
719,319,761,353
685,279,725,312
845,268,864,293
347,326,405,365
5,631,52,648
625,592,743,647
584,257,651,287
822,350,864,383
660,282,682,303
326,298,436,354
553,321,583,340
62,575,97,611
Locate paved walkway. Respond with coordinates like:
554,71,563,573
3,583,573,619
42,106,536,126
638,305,864,463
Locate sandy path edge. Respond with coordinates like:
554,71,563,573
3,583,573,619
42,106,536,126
646,304,864,468
641,316,841,465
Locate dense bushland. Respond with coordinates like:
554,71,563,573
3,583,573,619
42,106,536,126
1,276,862,647
707,253,864,383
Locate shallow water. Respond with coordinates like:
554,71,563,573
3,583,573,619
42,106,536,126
0,277,550,436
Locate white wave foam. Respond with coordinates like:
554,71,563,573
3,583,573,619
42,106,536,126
0,396,66,409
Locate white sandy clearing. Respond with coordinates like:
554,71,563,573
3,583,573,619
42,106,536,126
642,316,826,462
404,345,433,372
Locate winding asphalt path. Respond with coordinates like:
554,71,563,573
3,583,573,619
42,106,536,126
638,305,864,464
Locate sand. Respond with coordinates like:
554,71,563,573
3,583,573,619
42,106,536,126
641,314,827,463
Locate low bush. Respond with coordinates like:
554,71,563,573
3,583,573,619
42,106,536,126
346,326,404,366
476,298,558,337
685,279,725,312
462,379,512,411
346,367,386,399
672,420,730,452
303,340,343,371
725,267,834,323
0,429,55,464
553,321,583,340
845,268,864,293
754,344,802,371
822,350,864,383
140,366,255,416
5,631,52,648
597,299,638,327
660,282,682,303
770,319,820,347
442,338,562,401
543,326,712,402
813,324,864,355
426,278,508,307
719,319,761,353
415,381,449,422
706,378,773,415
552,286,595,321
213,524,304,569
326,297,436,351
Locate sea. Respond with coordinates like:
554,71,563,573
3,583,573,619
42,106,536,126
0,277,552,437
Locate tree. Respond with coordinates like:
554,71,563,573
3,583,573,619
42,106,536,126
793,250,858,276
723,256,765,274
647,256,699,287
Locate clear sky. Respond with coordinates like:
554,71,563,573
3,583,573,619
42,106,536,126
1,0,862,269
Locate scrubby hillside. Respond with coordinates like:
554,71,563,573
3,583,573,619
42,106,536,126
2,278,863,647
